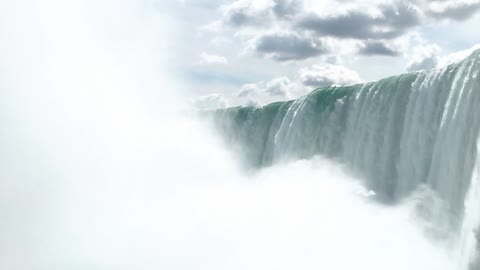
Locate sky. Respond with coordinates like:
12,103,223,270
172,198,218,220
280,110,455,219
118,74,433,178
161,0,480,108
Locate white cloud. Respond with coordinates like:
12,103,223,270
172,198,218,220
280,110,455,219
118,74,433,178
263,76,294,96
406,44,441,71
298,64,363,88
200,52,228,64
437,43,480,68
192,93,229,110
235,76,309,105
230,63,363,106
193,61,365,108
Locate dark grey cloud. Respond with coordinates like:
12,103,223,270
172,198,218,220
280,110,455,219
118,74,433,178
213,0,480,63
425,1,480,21
272,0,303,19
219,0,302,28
296,3,421,40
359,41,401,56
222,5,270,27
252,32,329,61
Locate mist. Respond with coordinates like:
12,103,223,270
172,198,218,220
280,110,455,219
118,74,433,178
0,0,464,269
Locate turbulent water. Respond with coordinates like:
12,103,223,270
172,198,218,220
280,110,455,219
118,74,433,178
211,49,480,269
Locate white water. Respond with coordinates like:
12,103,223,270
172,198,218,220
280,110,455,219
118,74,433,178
456,138,480,269
0,0,476,269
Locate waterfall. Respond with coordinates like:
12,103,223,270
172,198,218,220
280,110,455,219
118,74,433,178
211,49,480,268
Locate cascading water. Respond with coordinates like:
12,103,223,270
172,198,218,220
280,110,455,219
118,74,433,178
211,49,480,268
454,135,480,269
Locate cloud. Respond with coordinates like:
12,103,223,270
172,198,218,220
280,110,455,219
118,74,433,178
250,32,329,61
192,93,228,110
218,0,275,28
237,77,292,99
202,63,363,107
200,52,228,64
196,61,365,108
424,0,480,21
236,76,308,105
407,43,480,72
298,64,362,88
358,41,401,56
406,44,440,71
216,0,303,29
263,76,293,96
296,2,422,40
206,0,480,65
407,55,438,71
436,43,480,68
272,0,303,19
